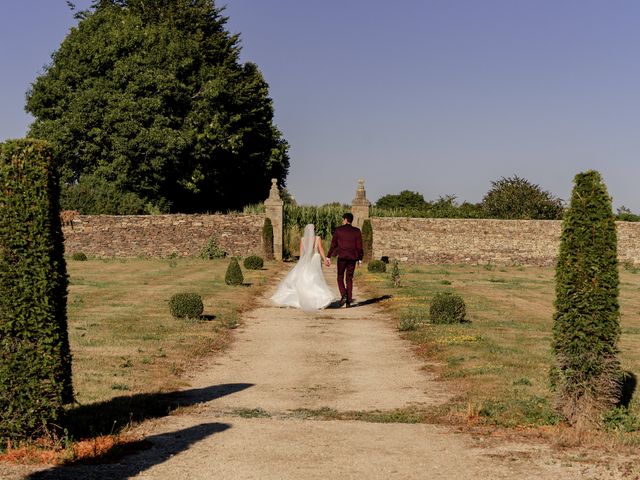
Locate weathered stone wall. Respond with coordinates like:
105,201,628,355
372,218,640,265
63,214,264,258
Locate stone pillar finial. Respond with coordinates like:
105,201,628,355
351,178,371,230
264,178,284,261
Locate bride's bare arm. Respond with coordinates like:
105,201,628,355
316,236,327,262
299,238,304,257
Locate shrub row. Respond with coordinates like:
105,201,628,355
0,139,73,442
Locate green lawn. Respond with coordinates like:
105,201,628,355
66,257,279,405
362,262,640,442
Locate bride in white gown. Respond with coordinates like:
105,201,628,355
270,224,336,311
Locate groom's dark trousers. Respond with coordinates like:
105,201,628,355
337,258,357,303
328,223,363,303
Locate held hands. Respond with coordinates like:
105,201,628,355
324,258,331,267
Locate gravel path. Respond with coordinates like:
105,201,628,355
4,265,633,479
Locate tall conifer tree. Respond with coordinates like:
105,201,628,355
552,170,620,428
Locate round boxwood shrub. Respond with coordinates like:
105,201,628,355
225,257,244,285
368,259,387,273
429,292,467,324
244,255,264,270
169,293,204,319
71,252,88,261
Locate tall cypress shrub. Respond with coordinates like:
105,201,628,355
362,219,373,263
263,217,274,260
0,139,73,442
552,170,620,428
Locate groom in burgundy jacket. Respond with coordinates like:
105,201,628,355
326,213,363,308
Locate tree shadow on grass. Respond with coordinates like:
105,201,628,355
619,371,637,408
63,383,252,440
28,422,231,480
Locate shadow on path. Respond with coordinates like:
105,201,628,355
65,383,252,439
28,422,231,480
352,295,393,307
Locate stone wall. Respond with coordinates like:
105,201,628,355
63,214,264,258
372,218,640,266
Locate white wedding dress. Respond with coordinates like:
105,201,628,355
271,224,336,311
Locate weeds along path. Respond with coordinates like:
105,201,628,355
25,266,624,479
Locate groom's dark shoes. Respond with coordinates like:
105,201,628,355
339,294,348,307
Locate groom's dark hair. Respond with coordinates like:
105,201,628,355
343,212,354,224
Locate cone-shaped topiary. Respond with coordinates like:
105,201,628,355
262,217,274,260
225,257,244,285
362,219,373,263
0,139,73,442
552,170,621,428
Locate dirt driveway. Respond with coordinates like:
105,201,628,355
4,266,634,479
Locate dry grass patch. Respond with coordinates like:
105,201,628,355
67,257,277,404
362,263,640,439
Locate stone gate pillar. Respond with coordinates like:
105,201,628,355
264,178,284,260
351,179,371,230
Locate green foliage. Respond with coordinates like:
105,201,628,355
225,258,244,285
602,406,640,433
243,255,264,270
616,206,640,222
362,219,373,263
479,396,562,427
284,204,345,240
552,170,621,427
390,259,401,287
61,174,150,214
481,175,564,219
0,139,73,442
372,194,484,219
71,252,88,261
26,0,289,213
262,217,274,260
200,238,226,259
429,292,467,324
367,260,387,273
397,306,429,331
169,292,204,319
376,190,426,209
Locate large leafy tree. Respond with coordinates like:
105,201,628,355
26,0,289,213
375,190,426,209
481,175,564,220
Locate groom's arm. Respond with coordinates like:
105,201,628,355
327,231,338,259
355,230,363,261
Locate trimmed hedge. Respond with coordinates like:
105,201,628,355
0,139,73,442
225,258,244,285
262,217,274,260
362,219,373,263
71,252,88,261
169,293,204,319
244,255,264,270
429,292,467,324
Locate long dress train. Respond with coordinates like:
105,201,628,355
270,225,335,311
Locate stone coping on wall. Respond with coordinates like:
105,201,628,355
371,217,640,266
63,213,264,258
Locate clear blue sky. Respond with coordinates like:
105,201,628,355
2,1,640,210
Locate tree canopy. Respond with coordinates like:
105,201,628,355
481,175,564,220
27,0,289,213
375,190,426,209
